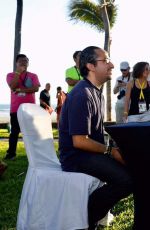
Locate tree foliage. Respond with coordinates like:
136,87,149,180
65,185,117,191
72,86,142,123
68,0,117,32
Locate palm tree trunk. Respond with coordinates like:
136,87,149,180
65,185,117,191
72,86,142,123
101,0,112,121
13,0,23,71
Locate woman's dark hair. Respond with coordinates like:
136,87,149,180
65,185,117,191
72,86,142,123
16,54,29,62
79,46,100,78
73,51,81,59
132,62,149,79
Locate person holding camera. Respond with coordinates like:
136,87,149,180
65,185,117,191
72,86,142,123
5,54,40,160
113,61,132,123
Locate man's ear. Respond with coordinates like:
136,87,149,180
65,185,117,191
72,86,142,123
86,63,95,72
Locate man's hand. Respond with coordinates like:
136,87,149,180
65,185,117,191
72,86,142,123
16,65,26,74
46,105,53,114
15,88,21,93
118,82,126,87
111,147,126,165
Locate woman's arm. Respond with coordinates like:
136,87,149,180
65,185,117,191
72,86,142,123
123,81,133,119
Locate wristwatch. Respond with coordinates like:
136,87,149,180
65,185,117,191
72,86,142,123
104,145,112,155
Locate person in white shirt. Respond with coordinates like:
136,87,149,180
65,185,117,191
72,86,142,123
113,61,132,123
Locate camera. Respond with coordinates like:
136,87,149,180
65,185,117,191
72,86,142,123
117,90,125,99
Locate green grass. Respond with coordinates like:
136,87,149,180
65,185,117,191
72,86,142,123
0,131,134,230
0,142,27,230
0,128,59,139
52,128,59,139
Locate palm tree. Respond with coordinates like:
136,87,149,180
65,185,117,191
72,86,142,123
68,0,117,121
13,0,23,70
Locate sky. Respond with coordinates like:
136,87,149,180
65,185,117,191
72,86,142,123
1,0,150,118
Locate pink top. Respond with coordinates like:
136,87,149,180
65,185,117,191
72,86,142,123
7,71,40,113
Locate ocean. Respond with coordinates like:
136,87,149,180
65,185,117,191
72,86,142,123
0,104,10,123
0,104,116,123
0,104,57,123
0,104,10,112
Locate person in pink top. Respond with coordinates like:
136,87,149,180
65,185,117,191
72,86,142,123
5,54,40,160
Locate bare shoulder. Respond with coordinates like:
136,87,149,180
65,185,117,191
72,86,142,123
127,79,134,88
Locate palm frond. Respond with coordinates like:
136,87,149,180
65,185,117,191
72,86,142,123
68,0,118,32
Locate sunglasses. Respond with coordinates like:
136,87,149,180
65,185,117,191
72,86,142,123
120,69,128,72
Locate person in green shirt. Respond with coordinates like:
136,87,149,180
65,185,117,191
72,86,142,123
65,50,83,93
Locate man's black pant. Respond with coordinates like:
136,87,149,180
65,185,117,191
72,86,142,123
62,152,133,229
7,113,20,157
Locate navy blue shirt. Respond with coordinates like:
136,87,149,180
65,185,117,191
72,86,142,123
59,79,105,167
